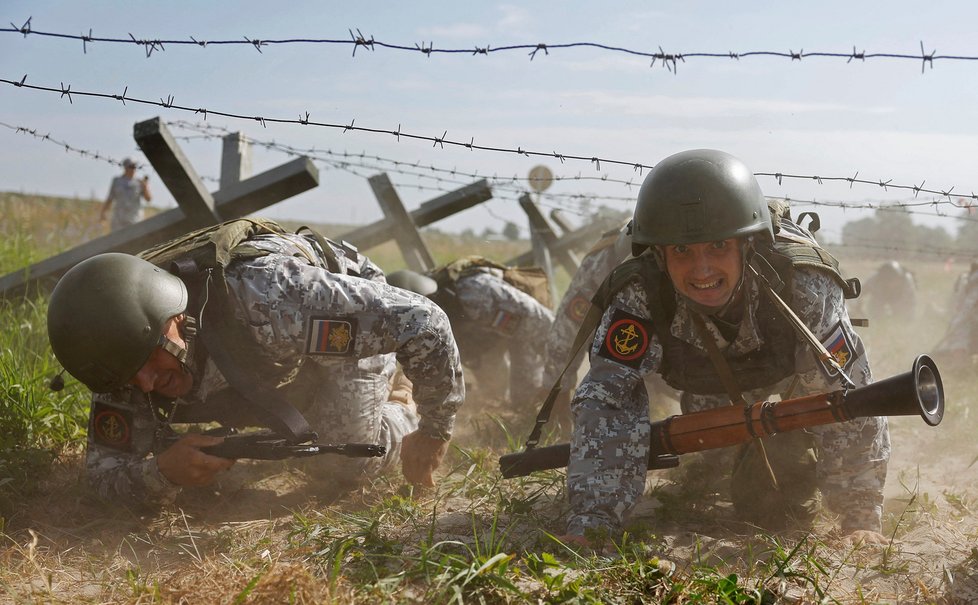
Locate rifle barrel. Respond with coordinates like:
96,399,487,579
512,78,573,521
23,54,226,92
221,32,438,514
500,355,944,479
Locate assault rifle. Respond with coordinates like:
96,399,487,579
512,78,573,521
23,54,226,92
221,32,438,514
163,428,386,461
499,355,944,478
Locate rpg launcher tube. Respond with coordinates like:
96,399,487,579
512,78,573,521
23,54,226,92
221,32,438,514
499,355,944,479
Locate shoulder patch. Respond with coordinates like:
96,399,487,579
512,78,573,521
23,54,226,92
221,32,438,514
306,317,358,356
821,320,857,377
490,310,518,335
91,401,133,452
598,308,652,369
566,296,591,323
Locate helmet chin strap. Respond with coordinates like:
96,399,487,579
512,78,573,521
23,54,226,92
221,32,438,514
157,268,212,376
157,314,197,374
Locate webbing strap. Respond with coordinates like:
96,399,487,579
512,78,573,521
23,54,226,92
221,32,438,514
199,291,317,443
295,225,342,274
522,302,604,451
690,313,749,408
691,312,780,491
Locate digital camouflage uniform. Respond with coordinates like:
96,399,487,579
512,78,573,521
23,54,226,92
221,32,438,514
450,267,555,402
543,222,631,389
566,221,890,536
87,232,464,506
934,263,978,357
857,260,917,320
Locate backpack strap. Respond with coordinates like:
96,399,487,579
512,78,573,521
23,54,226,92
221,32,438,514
523,302,604,450
522,257,653,450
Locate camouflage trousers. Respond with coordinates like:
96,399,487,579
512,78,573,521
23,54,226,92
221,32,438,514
294,356,419,491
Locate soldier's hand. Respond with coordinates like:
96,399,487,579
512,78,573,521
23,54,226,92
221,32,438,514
400,430,449,488
156,434,236,487
843,529,890,547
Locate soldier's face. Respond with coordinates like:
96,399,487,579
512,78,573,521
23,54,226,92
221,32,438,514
129,317,194,397
662,239,743,309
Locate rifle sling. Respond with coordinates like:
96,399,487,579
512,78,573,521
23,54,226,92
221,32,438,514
199,296,317,444
690,311,780,491
522,302,604,451
690,313,749,408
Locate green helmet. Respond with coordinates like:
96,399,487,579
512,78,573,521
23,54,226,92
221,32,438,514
47,253,188,392
631,149,772,251
386,269,438,297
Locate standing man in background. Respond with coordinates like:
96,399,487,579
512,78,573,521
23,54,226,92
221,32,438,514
100,157,151,231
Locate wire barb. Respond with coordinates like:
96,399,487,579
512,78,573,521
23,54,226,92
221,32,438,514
920,41,935,74
11,17,31,37
244,36,264,53
81,28,93,54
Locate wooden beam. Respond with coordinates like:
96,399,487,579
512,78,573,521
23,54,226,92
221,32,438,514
367,173,436,272
339,179,492,250
518,194,579,274
0,155,318,299
507,218,616,269
220,132,252,190
549,209,575,235
134,117,221,227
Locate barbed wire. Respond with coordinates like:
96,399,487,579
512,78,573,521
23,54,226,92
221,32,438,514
830,240,978,259
0,19,963,74
782,196,978,222
4,75,976,204
167,120,637,193
0,119,138,170
4,112,976,229
0,119,222,183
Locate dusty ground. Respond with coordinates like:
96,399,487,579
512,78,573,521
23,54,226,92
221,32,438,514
3,360,976,604
3,257,977,603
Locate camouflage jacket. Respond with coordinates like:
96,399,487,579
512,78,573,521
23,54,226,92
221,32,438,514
543,222,631,387
86,233,464,506
566,232,890,536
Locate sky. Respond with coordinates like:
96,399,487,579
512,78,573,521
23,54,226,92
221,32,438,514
2,1,978,247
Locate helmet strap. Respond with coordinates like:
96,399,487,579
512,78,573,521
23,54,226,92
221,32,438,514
157,314,197,374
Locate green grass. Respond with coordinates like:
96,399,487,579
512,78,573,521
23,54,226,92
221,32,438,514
2,193,975,604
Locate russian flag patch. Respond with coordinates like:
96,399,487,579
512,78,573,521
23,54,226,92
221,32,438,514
491,310,518,334
306,318,358,356
821,321,856,376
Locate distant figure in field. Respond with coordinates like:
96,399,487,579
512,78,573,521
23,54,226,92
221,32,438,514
934,261,978,360
859,260,917,320
100,158,151,231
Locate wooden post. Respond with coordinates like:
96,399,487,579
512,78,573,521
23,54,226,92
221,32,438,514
507,217,616,269
134,118,221,227
367,173,436,272
220,132,252,190
0,120,319,299
518,194,579,275
339,179,492,251
549,209,575,235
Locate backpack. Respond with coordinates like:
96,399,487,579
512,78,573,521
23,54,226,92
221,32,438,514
137,218,339,441
139,218,342,280
429,255,553,309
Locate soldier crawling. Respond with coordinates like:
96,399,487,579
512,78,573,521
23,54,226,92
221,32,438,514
387,257,554,409
557,149,890,547
46,219,464,506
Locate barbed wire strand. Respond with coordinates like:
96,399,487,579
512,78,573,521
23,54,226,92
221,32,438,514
4,114,977,229
0,19,964,74
4,75,976,205
165,120,978,218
